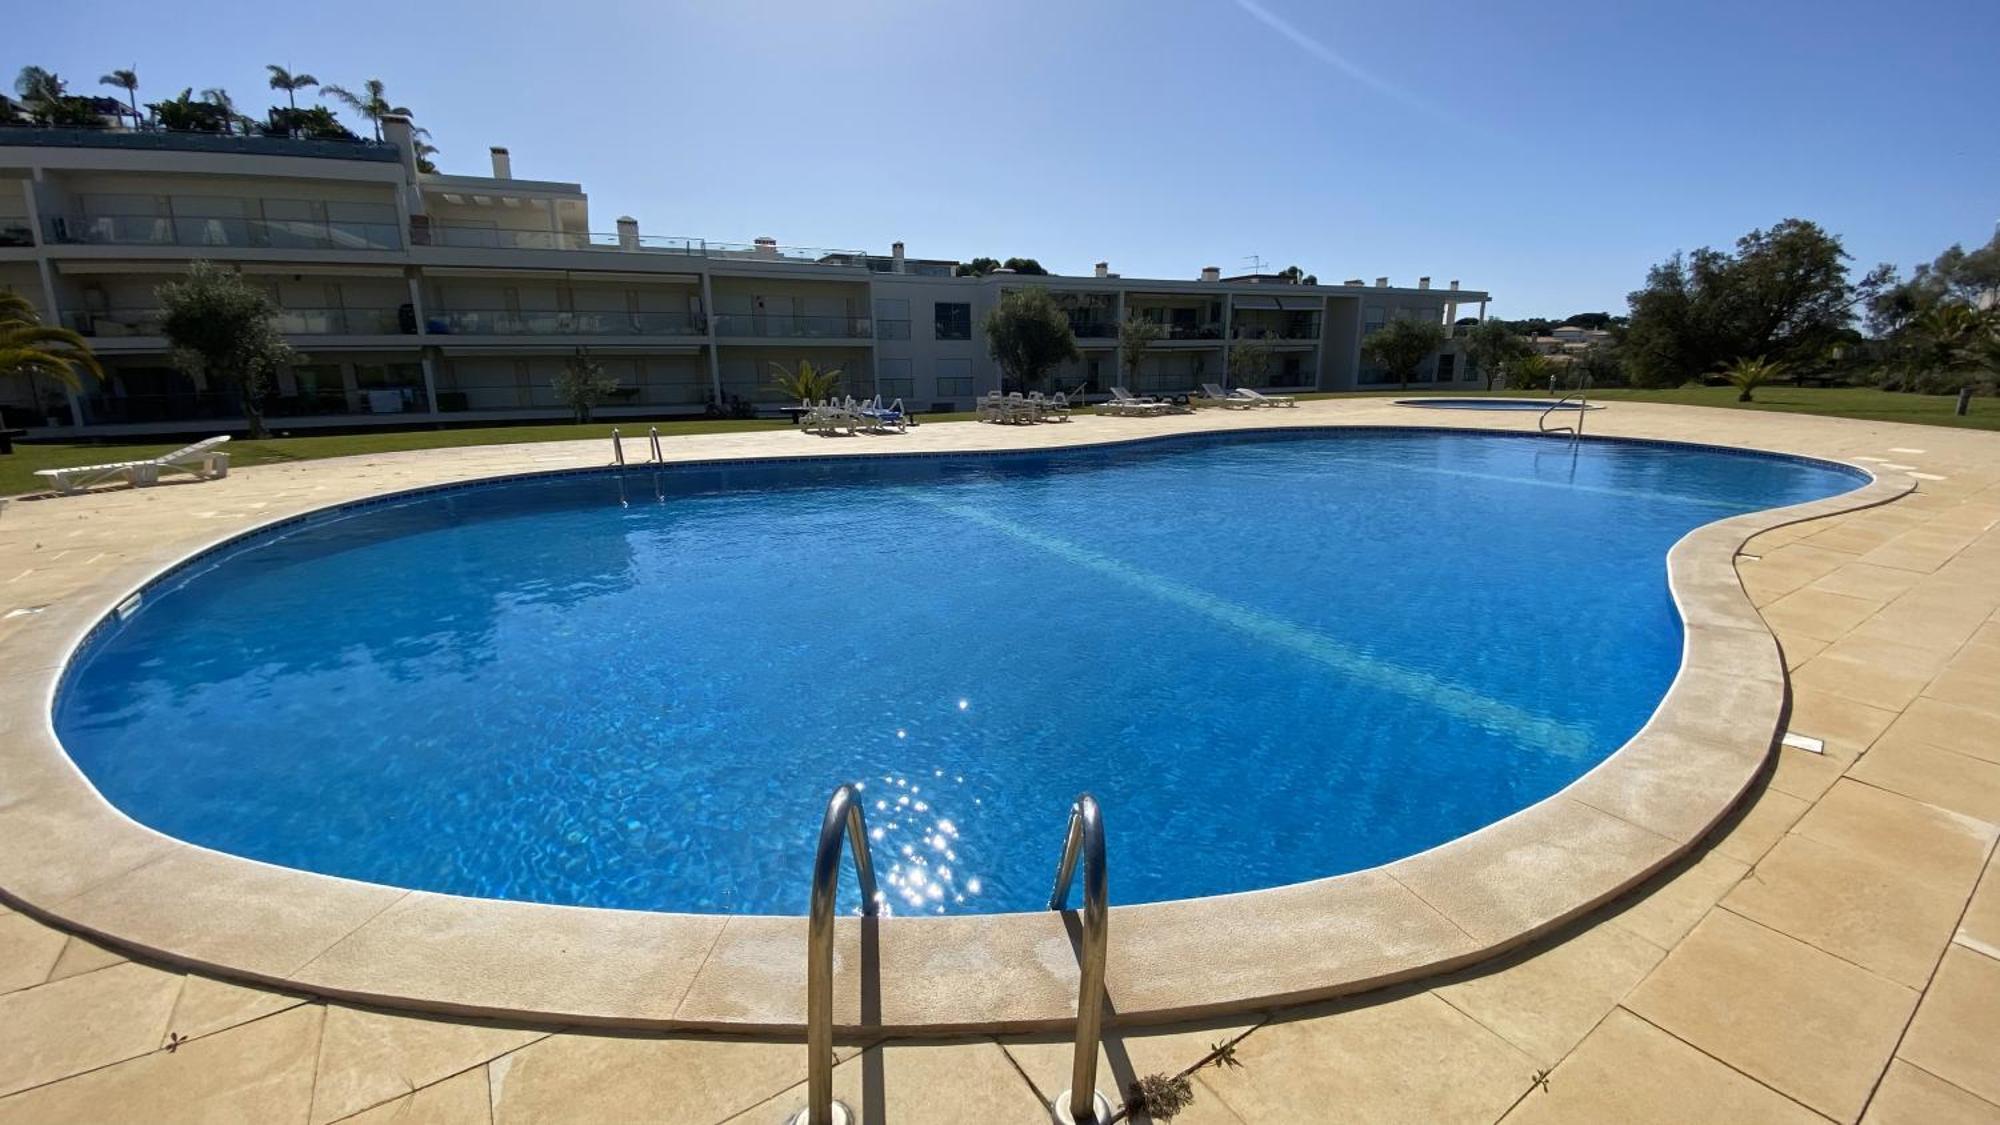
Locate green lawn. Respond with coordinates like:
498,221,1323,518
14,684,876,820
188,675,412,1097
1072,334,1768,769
3,387,1990,497
1332,385,2000,431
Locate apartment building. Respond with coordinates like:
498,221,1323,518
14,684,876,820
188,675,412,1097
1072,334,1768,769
0,119,1491,436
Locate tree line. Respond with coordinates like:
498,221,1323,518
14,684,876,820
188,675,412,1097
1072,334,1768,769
1466,220,2000,398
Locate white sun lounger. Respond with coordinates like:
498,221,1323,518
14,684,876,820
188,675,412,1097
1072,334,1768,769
1100,387,1171,417
1199,383,1257,409
1231,386,1298,408
35,435,232,495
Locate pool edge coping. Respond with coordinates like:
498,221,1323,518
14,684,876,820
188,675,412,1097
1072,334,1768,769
0,417,1915,1035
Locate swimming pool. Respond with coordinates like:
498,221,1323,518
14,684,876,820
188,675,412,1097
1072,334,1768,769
1395,398,1602,410
54,430,1862,917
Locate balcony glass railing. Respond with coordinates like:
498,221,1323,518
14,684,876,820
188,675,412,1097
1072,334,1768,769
1065,319,1117,338
272,308,409,334
421,309,705,336
0,126,400,163
1230,321,1321,341
711,313,872,339
46,214,402,251
1160,322,1223,340
65,307,410,337
0,222,33,247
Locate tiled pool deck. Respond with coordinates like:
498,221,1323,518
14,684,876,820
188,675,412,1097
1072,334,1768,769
0,399,1995,1123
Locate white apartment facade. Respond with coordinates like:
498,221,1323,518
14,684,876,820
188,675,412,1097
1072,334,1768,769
0,119,1491,436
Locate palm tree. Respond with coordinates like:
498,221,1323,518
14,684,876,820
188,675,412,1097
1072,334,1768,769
98,68,140,127
767,359,844,404
1720,355,1785,402
265,65,318,112
323,78,412,142
1,293,105,415
199,88,250,135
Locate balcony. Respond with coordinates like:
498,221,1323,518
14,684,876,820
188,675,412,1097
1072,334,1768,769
1066,319,1117,339
1160,322,1223,341
46,214,402,251
0,222,33,247
422,309,705,337
1230,319,1320,342
711,313,872,339
64,306,412,337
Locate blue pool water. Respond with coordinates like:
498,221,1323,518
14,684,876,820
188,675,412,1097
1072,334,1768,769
1396,398,1602,411
54,431,1862,916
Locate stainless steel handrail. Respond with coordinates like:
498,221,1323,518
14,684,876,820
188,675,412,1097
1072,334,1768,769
610,427,626,466
647,426,663,464
1538,388,1589,439
1047,794,1110,1124
791,784,881,1125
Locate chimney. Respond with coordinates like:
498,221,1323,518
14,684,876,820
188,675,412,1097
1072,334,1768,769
891,241,906,273
1343,278,1364,286
1200,266,1221,282
381,114,421,184
616,216,639,251
1375,277,1389,288
1449,279,1460,291
1418,276,1431,290
489,146,512,179
1094,261,1109,279
754,236,778,260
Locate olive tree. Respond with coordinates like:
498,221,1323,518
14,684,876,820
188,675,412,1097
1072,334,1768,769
1360,317,1448,389
156,261,295,438
982,287,1078,393
553,347,620,422
1463,320,1528,390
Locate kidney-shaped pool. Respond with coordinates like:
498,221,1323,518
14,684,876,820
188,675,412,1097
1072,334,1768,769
54,429,1863,916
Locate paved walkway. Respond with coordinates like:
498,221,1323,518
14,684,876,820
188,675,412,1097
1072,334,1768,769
0,400,1995,1123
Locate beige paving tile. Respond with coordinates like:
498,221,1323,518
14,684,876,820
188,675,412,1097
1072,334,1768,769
1849,733,2000,824
1000,1017,1256,1123
1862,1059,2000,1125
1498,1007,1826,1125
0,1003,322,1125
1198,992,1536,1125
1962,859,2000,958
1604,849,1750,950
1780,632,1830,671
1723,834,1969,988
1433,921,1664,1066
1710,786,1812,865
166,973,312,1045
1793,779,1998,896
1626,909,1918,1122
1897,946,2000,1106
1809,562,1926,603
1849,593,1992,654
488,1031,808,1125
1790,643,1945,713
310,1004,544,1124
722,1039,1049,1124
44,934,128,983
0,912,67,994
334,1065,491,1125
1761,587,1888,642
1891,696,2000,765
1923,658,2000,711
0,960,185,1097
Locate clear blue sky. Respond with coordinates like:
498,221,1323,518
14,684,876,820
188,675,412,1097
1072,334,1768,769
15,0,1998,317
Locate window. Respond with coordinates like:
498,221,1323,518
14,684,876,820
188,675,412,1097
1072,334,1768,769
933,302,971,340
878,358,914,400
935,357,973,397
1436,354,1456,381
1363,306,1386,336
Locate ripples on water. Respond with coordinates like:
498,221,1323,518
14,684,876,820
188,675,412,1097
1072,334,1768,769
56,432,1862,914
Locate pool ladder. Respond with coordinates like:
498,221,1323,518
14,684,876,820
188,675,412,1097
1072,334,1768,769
609,429,667,506
787,787,1111,1125
1538,387,1590,440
